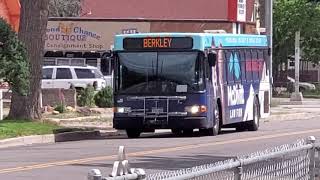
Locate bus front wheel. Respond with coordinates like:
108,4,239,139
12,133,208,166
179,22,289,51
171,129,183,136
212,103,221,136
182,129,193,136
126,129,141,138
200,103,221,136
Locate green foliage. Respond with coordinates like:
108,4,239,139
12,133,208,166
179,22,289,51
0,18,30,96
273,0,320,70
0,120,60,140
94,86,113,108
77,85,96,107
54,102,66,113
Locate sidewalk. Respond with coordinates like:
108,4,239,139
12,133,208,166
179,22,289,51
266,98,320,122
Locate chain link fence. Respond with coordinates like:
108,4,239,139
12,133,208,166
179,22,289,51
88,136,318,180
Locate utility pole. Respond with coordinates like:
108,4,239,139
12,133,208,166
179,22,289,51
290,31,303,103
265,0,273,99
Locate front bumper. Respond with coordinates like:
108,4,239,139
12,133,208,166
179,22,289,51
113,116,209,130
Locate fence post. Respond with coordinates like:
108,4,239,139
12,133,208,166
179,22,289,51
234,161,242,180
88,169,102,180
307,136,316,180
87,146,146,180
0,89,3,120
315,146,320,180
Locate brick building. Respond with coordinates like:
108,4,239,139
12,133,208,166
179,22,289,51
81,0,261,34
44,0,262,75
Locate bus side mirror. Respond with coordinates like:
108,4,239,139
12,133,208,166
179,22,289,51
208,52,217,67
102,51,113,59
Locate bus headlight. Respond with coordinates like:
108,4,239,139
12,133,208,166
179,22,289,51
185,105,207,114
115,107,131,113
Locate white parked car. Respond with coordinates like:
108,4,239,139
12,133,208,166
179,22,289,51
287,76,316,91
42,65,107,90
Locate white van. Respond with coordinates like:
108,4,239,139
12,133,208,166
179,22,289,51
42,65,107,90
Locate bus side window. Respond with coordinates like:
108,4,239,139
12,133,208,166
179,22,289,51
252,49,259,82
234,50,242,83
240,50,246,83
205,56,212,81
195,53,205,89
245,50,252,82
200,54,205,89
220,51,227,85
225,50,234,84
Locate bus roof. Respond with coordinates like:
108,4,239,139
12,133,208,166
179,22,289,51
113,33,268,51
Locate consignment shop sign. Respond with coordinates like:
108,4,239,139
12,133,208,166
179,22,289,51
45,20,150,51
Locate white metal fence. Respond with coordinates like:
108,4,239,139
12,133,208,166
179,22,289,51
88,136,318,180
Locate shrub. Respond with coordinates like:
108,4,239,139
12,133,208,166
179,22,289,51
77,85,95,107
0,18,29,95
94,86,113,108
54,102,66,113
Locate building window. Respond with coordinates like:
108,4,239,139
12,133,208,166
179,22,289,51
252,0,260,23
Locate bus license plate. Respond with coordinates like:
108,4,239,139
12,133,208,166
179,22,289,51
149,119,166,125
152,108,163,114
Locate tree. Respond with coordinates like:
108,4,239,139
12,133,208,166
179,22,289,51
0,18,29,96
8,0,50,120
48,0,81,17
273,0,320,75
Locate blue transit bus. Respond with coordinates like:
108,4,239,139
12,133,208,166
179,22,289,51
112,32,271,138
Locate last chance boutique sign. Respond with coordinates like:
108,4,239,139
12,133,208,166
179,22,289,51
45,21,106,51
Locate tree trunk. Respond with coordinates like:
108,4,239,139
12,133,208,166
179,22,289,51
8,0,49,120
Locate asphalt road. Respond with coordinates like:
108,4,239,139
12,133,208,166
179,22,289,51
1,117,320,180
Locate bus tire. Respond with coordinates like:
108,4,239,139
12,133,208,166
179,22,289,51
212,103,221,136
126,129,141,138
199,128,213,136
171,129,183,136
200,103,220,136
182,129,193,136
248,99,259,131
236,125,247,132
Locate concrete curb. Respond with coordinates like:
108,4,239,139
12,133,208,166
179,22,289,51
54,130,101,142
264,112,320,122
0,129,123,149
43,116,113,123
0,134,55,149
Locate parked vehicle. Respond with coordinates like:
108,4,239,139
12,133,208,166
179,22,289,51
42,65,107,90
287,76,316,92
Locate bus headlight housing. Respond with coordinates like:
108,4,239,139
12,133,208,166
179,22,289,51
114,107,131,113
185,105,207,114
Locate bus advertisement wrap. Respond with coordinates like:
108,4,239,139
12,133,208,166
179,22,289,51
112,33,270,138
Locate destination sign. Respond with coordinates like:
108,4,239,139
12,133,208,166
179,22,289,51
123,37,193,50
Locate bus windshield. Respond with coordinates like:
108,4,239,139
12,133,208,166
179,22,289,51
116,51,202,94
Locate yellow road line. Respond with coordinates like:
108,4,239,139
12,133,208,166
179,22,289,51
1,128,320,174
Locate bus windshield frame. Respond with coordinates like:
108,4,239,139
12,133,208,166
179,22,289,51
114,50,205,95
